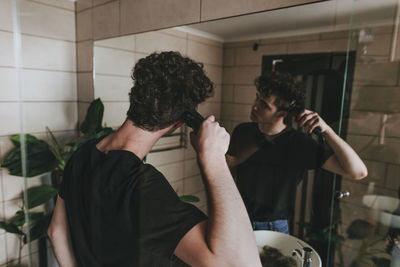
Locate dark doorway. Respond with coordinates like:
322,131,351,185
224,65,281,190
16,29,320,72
262,52,356,267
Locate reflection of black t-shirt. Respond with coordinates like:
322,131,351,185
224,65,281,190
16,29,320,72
227,122,331,222
59,139,207,267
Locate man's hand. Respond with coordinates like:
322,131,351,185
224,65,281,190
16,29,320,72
190,115,230,160
297,109,330,134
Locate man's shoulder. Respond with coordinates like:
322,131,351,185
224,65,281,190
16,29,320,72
233,122,258,134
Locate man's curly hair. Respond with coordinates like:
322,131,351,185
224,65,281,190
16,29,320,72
127,51,213,131
255,72,305,118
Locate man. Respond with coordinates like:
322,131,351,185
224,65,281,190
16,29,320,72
48,52,261,267
226,71,368,234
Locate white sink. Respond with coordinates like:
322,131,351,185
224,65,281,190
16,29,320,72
254,230,322,267
362,194,400,229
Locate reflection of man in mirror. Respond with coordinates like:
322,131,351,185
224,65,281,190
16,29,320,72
48,52,261,266
226,71,368,234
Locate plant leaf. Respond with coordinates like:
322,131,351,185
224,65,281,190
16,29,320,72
179,195,200,203
24,213,52,244
26,185,58,209
0,221,24,236
10,134,39,147
371,257,391,267
80,98,104,135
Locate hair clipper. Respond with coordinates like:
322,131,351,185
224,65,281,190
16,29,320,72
184,110,204,133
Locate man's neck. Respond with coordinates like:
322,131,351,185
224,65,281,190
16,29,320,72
96,119,168,160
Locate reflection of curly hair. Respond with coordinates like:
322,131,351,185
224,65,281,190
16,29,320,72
255,72,305,118
127,51,213,130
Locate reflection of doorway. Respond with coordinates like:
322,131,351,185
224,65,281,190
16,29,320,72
262,52,356,266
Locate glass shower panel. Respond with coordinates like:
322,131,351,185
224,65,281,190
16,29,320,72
332,0,400,266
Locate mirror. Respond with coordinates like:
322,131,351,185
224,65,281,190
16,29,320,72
92,0,400,266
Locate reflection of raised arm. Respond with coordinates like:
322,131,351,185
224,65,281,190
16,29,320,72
48,196,77,267
175,115,262,267
298,110,368,180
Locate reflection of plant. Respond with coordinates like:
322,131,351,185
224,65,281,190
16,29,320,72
346,219,390,267
0,98,113,265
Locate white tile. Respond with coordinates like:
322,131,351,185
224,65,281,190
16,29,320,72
184,159,200,178
135,31,187,55
221,103,252,122
20,0,75,41
0,0,13,32
170,179,183,195
94,46,135,76
1,172,42,202
24,102,78,133
157,162,184,183
95,35,135,51
191,190,207,210
94,74,132,101
22,35,76,72
0,234,6,265
102,101,129,128
0,103,21,136
207,84,221,103
203,64,222,85
0,32,15,67
183,175,204,195
22,69,77,101
0,137,14,160
1,199,20,220
0,67,18,101
234,85,256,104
146,149,184,167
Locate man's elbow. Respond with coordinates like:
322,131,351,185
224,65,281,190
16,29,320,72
350,167,368,180
47,224,62,242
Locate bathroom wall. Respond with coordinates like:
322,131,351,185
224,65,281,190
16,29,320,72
93,28,223,212
0,0,76,265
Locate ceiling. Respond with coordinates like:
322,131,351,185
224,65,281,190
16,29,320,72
179,0,398,42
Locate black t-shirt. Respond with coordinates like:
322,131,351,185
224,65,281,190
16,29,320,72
227,122,332,222
59,139,207,267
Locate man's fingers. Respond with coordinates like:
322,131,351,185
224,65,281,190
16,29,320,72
206,115,215,122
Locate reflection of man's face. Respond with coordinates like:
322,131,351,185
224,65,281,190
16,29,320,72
250,92,282,126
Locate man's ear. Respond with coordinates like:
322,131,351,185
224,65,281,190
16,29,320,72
277,110,288,118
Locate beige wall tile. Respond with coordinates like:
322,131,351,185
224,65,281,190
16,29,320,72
93,0,113,6
222,66,260,85
146,148,185,166
170,179,183,195
203,64,222,85
184,159,200,178
77,40,93,72
31,0,75,10
221,103,252,122
221,85,233,102
353,63,399,86
234,85,256,104
0,0,13,32
235,43,287,66
0,68,18,101
386,113,400,138
160,28,187,39
22,35,76,71
0,103,20,136
20,0,75,41
77,9,92,42
94,46,134,76
102,101,129,128
382,138,400,165
135,31,187,55
188,34,223,48
120,0,200,36
22,69,77,101
95,35,135,51
361,160,387,187
347,111,382,136
351,86,400,113
288,38,353,54
94,74,131,101
386,164,400,190
365,34,392,56
0,234,6,264
78,101,90,124
188,40,223,66
24,102,77,133
207,84,221,103
223,48,235,66
93,1,119,40
184,143,196,160
76,0,92,12
0,32,15,67
157,162,184,183
183,175,204,195
198,102,221,119
78,72,94,102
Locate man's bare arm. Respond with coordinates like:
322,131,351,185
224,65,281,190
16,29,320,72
298,110,368,180
174,116,262,267
47,196,77,267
